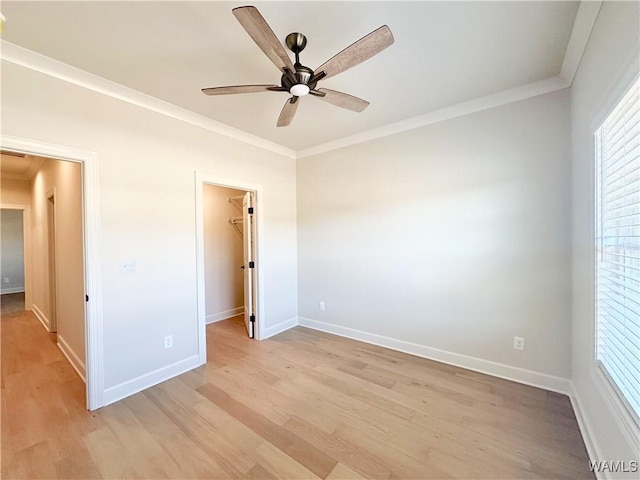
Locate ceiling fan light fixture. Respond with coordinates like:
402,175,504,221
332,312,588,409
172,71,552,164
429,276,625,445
290,84,310,97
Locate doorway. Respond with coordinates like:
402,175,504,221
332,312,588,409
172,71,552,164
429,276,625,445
0,135,103,410
201,184,256,338
0,207,27,314
195,173,263,363
0,155,84,369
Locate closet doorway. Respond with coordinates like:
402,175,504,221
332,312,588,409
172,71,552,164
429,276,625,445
199,183,257,339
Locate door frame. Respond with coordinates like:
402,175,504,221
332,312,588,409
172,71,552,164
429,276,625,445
0,134,104,411
242,191,256,339
0,204,33,309
194,172,265,364
45,189,59,332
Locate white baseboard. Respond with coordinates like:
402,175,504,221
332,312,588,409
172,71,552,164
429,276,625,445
298,317,571,395
571,370,640,479
57,334,86,383
32,303,51,331
103,354,202,407
1,287,25,295
206,306,244,324
262,316,299,340
569,386,604,479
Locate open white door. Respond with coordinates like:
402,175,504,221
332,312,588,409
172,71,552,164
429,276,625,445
242,192,256,338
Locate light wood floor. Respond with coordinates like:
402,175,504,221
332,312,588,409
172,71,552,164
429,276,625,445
1,310,594,479
1,293,25,316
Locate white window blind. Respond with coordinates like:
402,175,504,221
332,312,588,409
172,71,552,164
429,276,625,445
595,75,640,422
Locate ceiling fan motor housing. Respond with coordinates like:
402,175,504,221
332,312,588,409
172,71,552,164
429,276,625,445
282,64,316,90
281,32,320,95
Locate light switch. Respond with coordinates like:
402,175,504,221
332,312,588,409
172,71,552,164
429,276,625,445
120,260,136,273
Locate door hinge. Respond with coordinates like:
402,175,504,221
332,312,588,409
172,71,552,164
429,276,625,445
250,314,256,323
249,261,255,268
248,207,254,214
85,295,89,302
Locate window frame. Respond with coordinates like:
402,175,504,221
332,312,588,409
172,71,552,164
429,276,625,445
593,72,640,432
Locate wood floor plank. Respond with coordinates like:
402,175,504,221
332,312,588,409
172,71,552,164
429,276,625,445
336,362,398,389
332,421,452,480
311,363,419,422
241,463,280,480
283,415,393,479
100,400,192,478
196,364,291,425
122,392,234,479
197,382,339,479
83,425,144,479
54,448,103,480
252,442,322,480
326,462,370,480
144,383,254,477
10,441,58,480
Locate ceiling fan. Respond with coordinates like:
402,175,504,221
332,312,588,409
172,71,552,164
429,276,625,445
202,6,394,127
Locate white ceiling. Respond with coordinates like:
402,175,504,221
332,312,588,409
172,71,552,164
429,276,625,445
1,1,579,151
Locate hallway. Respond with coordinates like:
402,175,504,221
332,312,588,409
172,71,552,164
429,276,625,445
1,305,92,478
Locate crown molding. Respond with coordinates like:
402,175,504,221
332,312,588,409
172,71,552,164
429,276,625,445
297,75,570,159
560,0,603,86
0,41,297,159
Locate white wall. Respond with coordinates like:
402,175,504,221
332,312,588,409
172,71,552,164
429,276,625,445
30,158,85,376
570,0,640,473
297,88,572,381
0,209,25,293
1,62,298,398
1,177,31,205
203,184,244,323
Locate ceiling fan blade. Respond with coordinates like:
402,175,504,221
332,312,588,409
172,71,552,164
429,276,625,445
315,88,370,112
202,85,281,95
277,97,299,127
314,25,394,80
232,6,295,74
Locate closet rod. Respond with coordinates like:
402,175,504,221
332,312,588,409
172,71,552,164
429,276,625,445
227,195,244,202
228,216,243,224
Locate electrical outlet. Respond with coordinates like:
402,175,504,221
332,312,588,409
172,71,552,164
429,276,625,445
3,277,9,283
120,260,136,273
513,336,525,351
319,301,325,311
164,335,173,349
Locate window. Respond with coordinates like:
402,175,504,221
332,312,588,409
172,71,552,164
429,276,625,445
595,75,640,422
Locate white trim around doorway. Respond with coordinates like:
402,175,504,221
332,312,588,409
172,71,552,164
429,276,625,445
194,172,265,365
0,135,104,410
